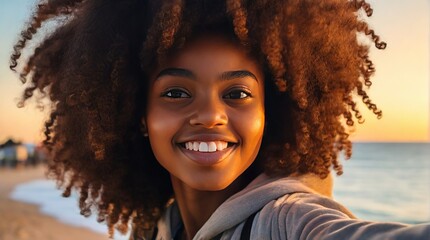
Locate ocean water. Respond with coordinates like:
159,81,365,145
9,142,430,237
333,142,430,224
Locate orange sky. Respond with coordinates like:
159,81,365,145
348,0,429,142
0,0,429,144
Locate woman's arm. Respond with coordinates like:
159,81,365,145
284,193,430,240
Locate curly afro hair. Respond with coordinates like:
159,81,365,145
11,0,385,236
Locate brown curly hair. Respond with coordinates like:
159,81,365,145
10,0,385,236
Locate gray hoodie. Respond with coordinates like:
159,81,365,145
152,173,430,240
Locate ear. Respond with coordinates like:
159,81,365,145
140,118,148,137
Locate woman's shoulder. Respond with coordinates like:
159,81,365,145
268,190,355,219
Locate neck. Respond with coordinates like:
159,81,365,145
170,170,256,240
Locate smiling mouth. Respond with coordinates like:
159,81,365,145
180,141,235,152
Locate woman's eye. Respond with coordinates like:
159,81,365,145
224,90,251,99
162,89,190,98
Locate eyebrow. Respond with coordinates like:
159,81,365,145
155,68,196,80
155,68,258,82
219,70,258,82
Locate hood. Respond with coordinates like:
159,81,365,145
193,173,333,239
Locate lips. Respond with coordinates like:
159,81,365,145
178,138,237,166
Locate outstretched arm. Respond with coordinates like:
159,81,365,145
284,193,430,240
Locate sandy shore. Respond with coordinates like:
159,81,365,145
0,165,111,240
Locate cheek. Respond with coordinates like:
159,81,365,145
247,112,265,158
232,104,265,156
146,97,185,135
147,110,177,135
145,104,181,158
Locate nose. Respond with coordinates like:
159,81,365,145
189,95,228,128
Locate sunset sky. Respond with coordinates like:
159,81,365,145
0,0,429,144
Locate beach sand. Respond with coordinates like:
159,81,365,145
0,165,111,240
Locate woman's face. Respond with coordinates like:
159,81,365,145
145,34,265,191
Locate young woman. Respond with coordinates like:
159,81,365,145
11,0,429,239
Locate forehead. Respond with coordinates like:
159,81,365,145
156,34,262,74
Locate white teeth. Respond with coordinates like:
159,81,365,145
184,141,230,152
208,142,217,152
216,141,228,150
199,142,209,152
193,142,199,151
216,141,223,151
